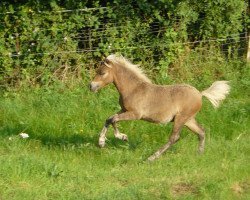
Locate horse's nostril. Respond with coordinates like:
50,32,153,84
90,82,99,92
90,83,95,91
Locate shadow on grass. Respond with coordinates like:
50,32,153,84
34,135,144,153
34,133,98,148
0,125,141,151
0,125,96,148
105,136,142,151
34,131,142,150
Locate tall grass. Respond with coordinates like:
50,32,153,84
0,59,249,199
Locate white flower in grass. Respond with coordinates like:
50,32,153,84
19,133,29,139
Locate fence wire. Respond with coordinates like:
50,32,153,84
0,7,248,59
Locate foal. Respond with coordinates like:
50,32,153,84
90,54,230,161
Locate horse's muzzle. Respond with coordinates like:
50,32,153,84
90,82,100,92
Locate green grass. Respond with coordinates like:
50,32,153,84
0,68,250,199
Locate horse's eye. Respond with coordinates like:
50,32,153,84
100,72,106,76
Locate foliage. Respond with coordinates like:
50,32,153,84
0,1,249,199
0,59,249,199
0,0,248,88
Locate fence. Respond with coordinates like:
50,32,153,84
0,6,248,87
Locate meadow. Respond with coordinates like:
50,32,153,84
0,59,250,200
0,0,249,199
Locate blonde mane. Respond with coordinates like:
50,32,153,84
106,54,152,83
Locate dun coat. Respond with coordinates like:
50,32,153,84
90,54,230,161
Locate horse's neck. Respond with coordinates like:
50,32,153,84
113,66,142,97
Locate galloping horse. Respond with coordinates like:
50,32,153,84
90,54,230,161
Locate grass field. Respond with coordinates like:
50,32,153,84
0,61,250,199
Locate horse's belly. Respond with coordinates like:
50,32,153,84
142,113,174,124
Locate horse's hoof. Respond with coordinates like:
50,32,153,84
122,134,128,142
99,139,106,148
147,156,155,162
147,152,161,162
198,148,204,154
99,143,105,148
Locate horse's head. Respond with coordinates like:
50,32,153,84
90,58,114,92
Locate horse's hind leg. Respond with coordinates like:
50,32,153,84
148,115,186,161
185,118,205,153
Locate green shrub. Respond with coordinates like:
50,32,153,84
0,0,248,88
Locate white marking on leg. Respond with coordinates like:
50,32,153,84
198,136,205,153
114,131,128,141
147,142,172,161
99,126,108,147
112,121,128,141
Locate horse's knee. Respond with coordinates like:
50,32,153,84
105,118,113,127
106,114,119,126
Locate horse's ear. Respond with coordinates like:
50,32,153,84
104,58,112,68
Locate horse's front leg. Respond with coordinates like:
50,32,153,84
98,111,124,147
112,122,128,141
98,114,118,147
111,110,128,141
98,122,109,148
99,111,140,147
111,111,141,139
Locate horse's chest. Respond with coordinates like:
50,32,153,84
119,95,140,111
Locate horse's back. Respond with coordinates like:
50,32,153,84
151,83,202,103
140,83,202,123
167,84,202,113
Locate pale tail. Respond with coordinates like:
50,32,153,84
201,81,230,108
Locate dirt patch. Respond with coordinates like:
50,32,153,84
231,180,250,195
171,182,198,197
